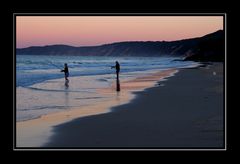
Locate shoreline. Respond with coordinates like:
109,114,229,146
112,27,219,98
16,68,178,147
43,62,224,148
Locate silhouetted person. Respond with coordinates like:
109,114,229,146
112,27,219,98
111,61,120,91
111,61,120,79
61,63,69,81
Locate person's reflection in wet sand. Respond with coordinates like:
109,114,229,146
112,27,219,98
116,77,120,92
64,80,69,107
65,79,69,88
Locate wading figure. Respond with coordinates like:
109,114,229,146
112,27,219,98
111,61,120,91
61,63,69,82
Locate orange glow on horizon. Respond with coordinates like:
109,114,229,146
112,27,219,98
16,16,223,48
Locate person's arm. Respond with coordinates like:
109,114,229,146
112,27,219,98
61,68,67,72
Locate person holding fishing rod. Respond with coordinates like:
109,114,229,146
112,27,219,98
61,63,69,81
111,61,120,79
111,61,120,92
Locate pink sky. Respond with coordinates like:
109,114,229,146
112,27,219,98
16,16,223,48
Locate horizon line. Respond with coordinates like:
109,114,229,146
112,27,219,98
17,29,223,49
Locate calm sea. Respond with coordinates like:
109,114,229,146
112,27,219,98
16,55,198,121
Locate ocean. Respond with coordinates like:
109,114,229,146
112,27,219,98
16,55,198,122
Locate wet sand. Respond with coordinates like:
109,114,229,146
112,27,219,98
16,69,178,147
44,63,224,148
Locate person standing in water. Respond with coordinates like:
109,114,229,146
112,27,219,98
111,61,120,79
61,63,69,81
111,61,120,91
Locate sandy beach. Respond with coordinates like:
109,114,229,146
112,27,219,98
16,68,178,147
15,15,225,150
43,63,224,148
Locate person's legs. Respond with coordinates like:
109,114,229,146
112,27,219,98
65,77,68,81
65,73,69,81
116,71,119,79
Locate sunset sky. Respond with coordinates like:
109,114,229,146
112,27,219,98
16,16,223,48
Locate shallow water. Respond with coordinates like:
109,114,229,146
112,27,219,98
16,55,198,122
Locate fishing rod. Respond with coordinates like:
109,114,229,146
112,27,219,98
45,60,62,69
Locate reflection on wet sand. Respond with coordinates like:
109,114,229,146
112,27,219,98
116,77,120,92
